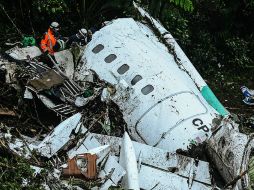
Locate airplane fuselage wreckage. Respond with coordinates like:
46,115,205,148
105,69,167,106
2,3,254,190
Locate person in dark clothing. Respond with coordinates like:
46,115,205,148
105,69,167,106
89,22,106,34
87,22,106,42
66,29,88,48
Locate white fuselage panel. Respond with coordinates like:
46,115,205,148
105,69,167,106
80,18,219,151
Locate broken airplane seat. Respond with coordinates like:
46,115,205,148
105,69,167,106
63,78,82,97
62,153,98,180
36,93,77,117
28,60,51,74
52,104,77,117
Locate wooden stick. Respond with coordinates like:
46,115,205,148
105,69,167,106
0,108,16,116
224,170,248,188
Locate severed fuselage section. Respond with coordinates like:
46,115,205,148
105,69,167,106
77,17,225,152
75,11,253,189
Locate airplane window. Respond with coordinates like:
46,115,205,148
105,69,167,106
104,54,117,63
131,75,142,85
92,44,104,53
141,85,154,95
117,64,129,74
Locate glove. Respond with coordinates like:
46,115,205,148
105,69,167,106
57,39,66,50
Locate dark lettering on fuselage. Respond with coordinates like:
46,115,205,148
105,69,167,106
192,118,209,132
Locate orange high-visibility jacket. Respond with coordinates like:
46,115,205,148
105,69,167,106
40,28,57,55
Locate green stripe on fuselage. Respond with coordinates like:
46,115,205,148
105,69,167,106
201,85,228,116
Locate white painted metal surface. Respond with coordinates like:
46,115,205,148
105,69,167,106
6,46,42,60
86,145,111,164
78,18,220,152
69,129,212,188
37,94,56,109
134,2,207,90
139,165,211,190
7,136,38,158
119,132,140,190
93,133,212,186
98,156,126,190
24,88,33,99
37,113,82,158
54,50,75,79
207,118,254,189
67,133,102,159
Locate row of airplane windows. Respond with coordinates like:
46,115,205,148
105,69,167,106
92,44,154,95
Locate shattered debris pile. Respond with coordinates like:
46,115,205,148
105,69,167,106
2,4,254,190
0,46,125,134
0,43,128,189
0,55,60,135
0,112,215,189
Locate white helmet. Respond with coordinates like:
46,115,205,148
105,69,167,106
79,28,87,38
50,22,60,30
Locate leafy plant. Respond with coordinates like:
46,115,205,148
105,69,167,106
224,37,252,68
32,0,68,14
81,0,134,27
144,0,193,20
169,0,194,11
0,151,43,189
99,120,113,135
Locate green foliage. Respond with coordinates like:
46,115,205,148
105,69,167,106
81,0,134,26
144,0,193,19
0,0,85,43
0,152,43,189
161,9,190,46
186,0,254,69
169,0,194,12
140,0,253,70
224,37,252,68
188,30,219,68
139,0,193,48
32,0,68,14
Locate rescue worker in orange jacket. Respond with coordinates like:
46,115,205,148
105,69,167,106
40,22,60,55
